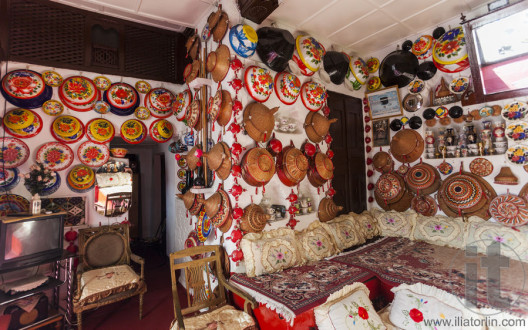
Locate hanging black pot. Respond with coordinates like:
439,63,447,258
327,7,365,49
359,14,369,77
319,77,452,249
320,51,349,85
256,26,295,72
379,49,419,88
423,108,436,120
416,61,437,81
390,119,403,131
409,116,423,129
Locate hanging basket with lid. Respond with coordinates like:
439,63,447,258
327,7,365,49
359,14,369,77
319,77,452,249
276,142,308,187
241,147,276,187
307,152,334,187
243,103,279,143
240,203,270,233
304,112,337,143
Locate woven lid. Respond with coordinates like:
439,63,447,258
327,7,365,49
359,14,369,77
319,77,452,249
390,129,424,163
186,145,201,171
282,146,309,182
304,112,338,143
313,152,334,180
212,188,232,229
242,147,276,185
406,162,441,195
243,103,279,142
318,197,343,222
216,142,232,180
375,172,405,202
217,90,233,127
177,190,196,210
494,166,519,185
203,143,226,170
212,45,230,83
240,203,270,233
202,192,222,218
439,172,485,212
372,151,393,173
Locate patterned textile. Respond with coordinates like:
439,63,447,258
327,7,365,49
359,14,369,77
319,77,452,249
230,260,373,319
295,221,338,262
332,237,528,317
412,214,466,249
323,216,366,251
41,197,85,226
170,305,256,330
79,265,140,304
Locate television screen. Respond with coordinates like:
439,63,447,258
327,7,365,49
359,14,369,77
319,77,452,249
4,217,61,261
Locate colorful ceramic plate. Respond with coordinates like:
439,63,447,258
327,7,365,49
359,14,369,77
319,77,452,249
449,77,470,94
469,158,493,177
4,110,43,139
135,80,151,94
435,106,448,118
41,70,63,87
50,121,84,144
93,100,111,114
366,57,380,73
104,82,139,111
145,88,175,118
244,66,274,103
149,119,173,143
68,164,95,187
489,194,528,226
134,106,151,120
502,101,528,121
0,194,29,216
479,106,493,118
1,70,49,108
173,89,192,121
59,76,98,107
120,120,147,144
177,181,186,193
36,142,74,171
300,80,326,112
77,141,110,167
86,118,115,144
178,157,187,168
506,121,528,142
177,168,187,179
506,145,528,165
3,108,35,130
0,168,20,192
408,79,425,94
93,76,111,91
42,100,64,116
196,210,212,242
437,161,453,175
52,115,82,138
0,137,30,169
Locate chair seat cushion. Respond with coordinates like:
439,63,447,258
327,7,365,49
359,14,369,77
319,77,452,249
79,264,140,304
170,305,255,330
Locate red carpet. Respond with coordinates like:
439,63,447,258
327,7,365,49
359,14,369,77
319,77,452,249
81,244,177,330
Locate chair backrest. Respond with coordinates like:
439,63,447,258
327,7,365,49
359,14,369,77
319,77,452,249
169,245,227,322
78,224,131,271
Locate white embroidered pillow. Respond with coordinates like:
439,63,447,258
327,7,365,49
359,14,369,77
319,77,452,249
296,221,338,262
412,214,466,249
355,210,381,239
372,209,416,239
314,282,386,330
323,216,365,251
466,216,528,262
390,283,484,330
240,228,303,277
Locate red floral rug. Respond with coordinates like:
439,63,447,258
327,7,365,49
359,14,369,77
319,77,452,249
332,237,528,316
230,259,373,319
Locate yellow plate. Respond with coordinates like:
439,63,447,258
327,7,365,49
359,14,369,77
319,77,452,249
68,164,95,186
89,118,114,141
157,120,173,138
121,119,143,139
3,109,35,130
53,115,81,138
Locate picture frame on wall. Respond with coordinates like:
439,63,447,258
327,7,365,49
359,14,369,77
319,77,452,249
366,85,403,120
372,118,390,147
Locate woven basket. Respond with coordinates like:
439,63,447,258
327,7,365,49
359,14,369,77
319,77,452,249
405,162,441,195
304,112,337,143
307,152,334,187
217,90,233,127
390,129,424,163
372,151,394,173
318,197,343,222
240,203,270,233
243,103,279,142
241,147,276,187
276,144,308,186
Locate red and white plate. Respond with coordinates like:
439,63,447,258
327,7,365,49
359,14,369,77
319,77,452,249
36,142,74,171
469,158,493,177
489,194,528,226
0,137,30,168
77,141,110,167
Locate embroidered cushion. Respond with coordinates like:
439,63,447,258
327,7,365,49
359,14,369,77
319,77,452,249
354,210,381,239
170,304,255,330
390,283,484,330
466,216,528,262
240,228,304,277
296,221,338,262
377,305,399,330
412,214,466,249
314,282,386,330
372,209,417,239
323,215,366,251
79,264,140,304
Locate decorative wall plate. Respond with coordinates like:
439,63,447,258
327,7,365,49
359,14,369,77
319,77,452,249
177,181,187,193
120,120,147,144
274,71,301,105
435,106,448,118
178,157,187,168
145,88,175,118
479,106,493,118
502,101,528,121
0,194,29,216
408,79,425,94
135,80,151,94
438,173,484,212
42,100,64,116
208,90,222,122
1,70,49,108
196,210,212,242
489,194,528,226
173,89,192,121
52,115,82,138
37,142,74,171
505,121,528,142
67,165,95,192
41,70,63,87
104,82,139,114
300,81,326,112
449,77,469,94
366,76,381,92
149,119,173,143
0,168,20,192
3,108,35,130
93,76,111,91
59,76,98,106
86,118,115,144
469,158,493,177
186,100,200,128
93,100,111,114
295,35,325,73
506,145,528,165
4,110,43,139
134,106,151,120
411,195,438,216
50,120,84,144
0,137,30,169
244,65,274,103
437,161,453,175
411,35,434,60
432,26,469,73
77,141,110,167
366,57,380,73
177,168,186,180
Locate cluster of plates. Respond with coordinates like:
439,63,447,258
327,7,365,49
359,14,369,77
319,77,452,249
59,76,101,112
145,88,175,118
120,119,147,144
1,70,52,109
66,164,95,193
149,119,174,143
3,108,43,138
51,115,85,143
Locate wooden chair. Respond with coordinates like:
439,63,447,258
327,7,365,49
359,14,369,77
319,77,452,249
169,245,257,329
73,224,146,329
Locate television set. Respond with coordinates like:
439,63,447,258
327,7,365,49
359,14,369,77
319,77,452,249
0,213,65,272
